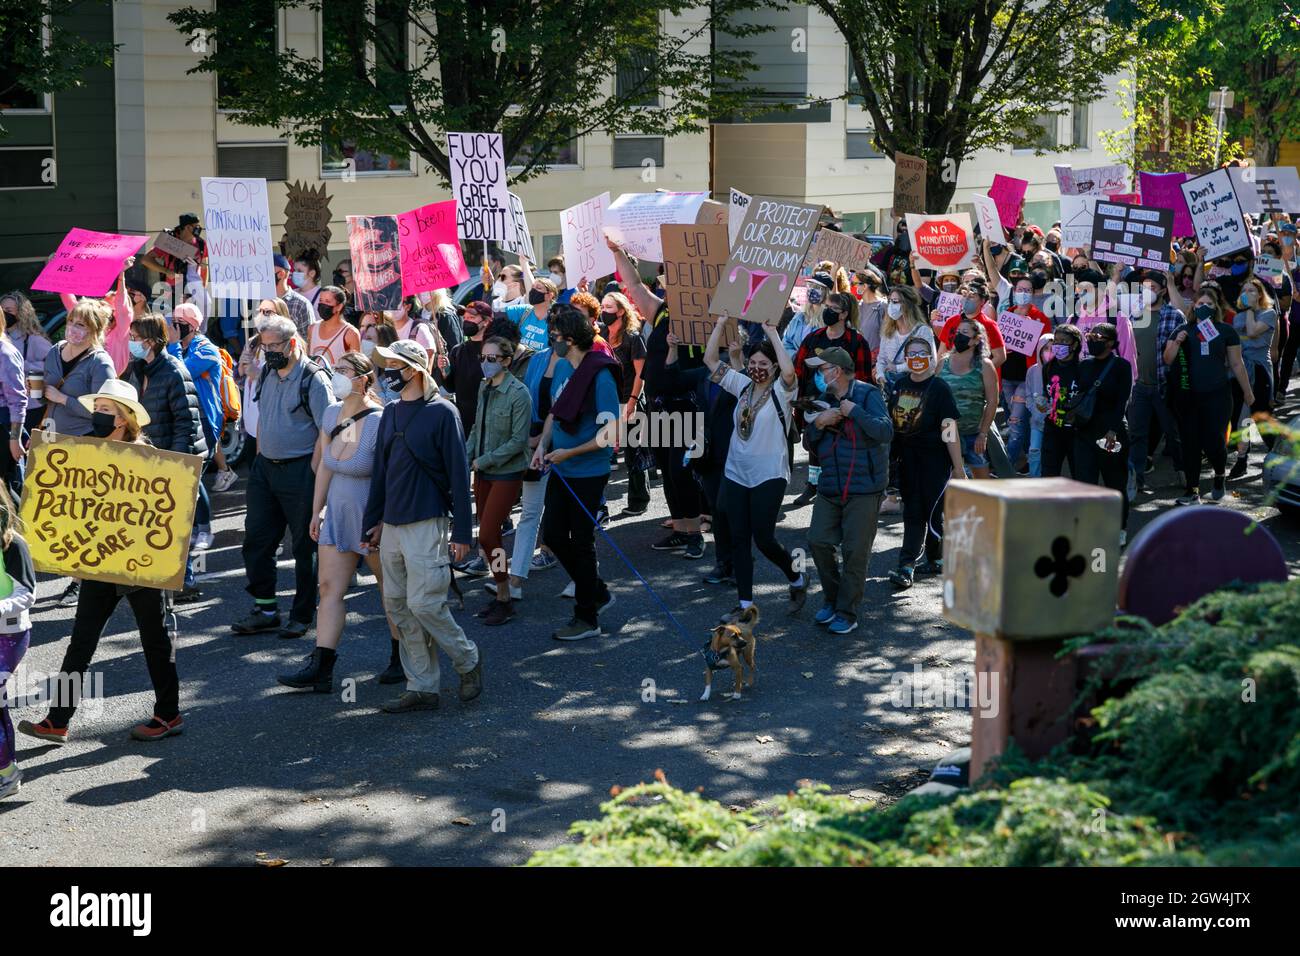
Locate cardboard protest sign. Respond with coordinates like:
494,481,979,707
1138,171,1192,237
153,230,199,265
1059,195,1099,247
971,194,1004,242
1070,165,1129,197
893,152,927,216
447,131,510,241
1054,164,1078,196
20,432,202,591
661,224,732,347
346,215,403,311
396,201,468,295
936,291,963,318
709,196,821,325
905,213,975,272
989,174,1028,231
563,192,616,285
997,310,1045,357
1181,169,1250,260
1227,166,1300,217
604,192,709,262
696,199,729,229
201,177,275,300
502,192,535,263
31,229,148,297
804,228,874,274
728,188,751,249
1089,200,1174,271
281,180,333,260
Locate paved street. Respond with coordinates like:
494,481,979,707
3,414,1298,867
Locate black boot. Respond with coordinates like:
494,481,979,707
1228,452,1248,480
378,640,405,685
277,647,336,693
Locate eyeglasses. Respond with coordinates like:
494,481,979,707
256,307,277,316
261,338,289,352
482,353,504,362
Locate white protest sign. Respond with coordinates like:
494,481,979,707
1060,195,1099,247
201,177,275,300
1181,169,1250,260
1197,319,1219,342
1054,164,1078,196
1227,166,1300,217
1070,164,1129,197
728,188,751,250
502,192,535,263
997,310,1045,357
563,192,616,285
905,212,975,271
936,291,963,318
447,131,509,241
1255,254,1285,283
971,194,1003,242
603,192,709,262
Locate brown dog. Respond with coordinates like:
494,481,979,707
701,605,759,701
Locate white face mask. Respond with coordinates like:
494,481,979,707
887,302,902,319
549,271,565,287
331,371,355,401
384,310,403,324
491,281,507,299
361,339,376,357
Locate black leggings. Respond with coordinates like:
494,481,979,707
1041,424,1076,478
1231,364,1277,451
697,461,732,570
898,445,949,564
1280,308,1299,395
653,443,701,520
1176,387,1232,491
720,476,798,603
1073,429,1130,528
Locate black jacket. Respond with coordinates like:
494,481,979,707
124,352,207,456
1073,354,1132,441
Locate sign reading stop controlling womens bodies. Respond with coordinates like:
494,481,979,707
447,131,510,242
709,196,822,325
19,432,202,591
396,200,469,295
31,229,149,297
201,176,276,300
905,213,975,271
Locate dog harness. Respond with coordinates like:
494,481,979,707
702,643,729,672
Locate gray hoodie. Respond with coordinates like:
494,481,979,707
43,343,116,436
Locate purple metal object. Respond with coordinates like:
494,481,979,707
1119,508,1288,625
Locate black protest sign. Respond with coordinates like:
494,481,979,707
1090,201,1173,271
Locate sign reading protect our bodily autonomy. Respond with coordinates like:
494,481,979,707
709,196,821,325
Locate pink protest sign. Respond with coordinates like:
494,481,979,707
1108,192,1141,205
989,175,1028,231
1138,172,1193,236
32,228,149,296
396,200,469,295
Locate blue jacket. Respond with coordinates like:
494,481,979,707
804,379,892,497
169,333,223,443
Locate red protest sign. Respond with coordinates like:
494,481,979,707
905,213,974,271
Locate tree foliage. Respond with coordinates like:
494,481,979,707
169,0,773,186
810,0,1133,213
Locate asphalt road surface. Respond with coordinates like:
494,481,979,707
3,397,1299,866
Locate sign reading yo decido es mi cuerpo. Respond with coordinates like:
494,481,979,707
19,433,202,591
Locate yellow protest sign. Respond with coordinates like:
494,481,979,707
19,432,202,590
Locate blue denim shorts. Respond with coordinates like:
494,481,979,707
960,433,989,469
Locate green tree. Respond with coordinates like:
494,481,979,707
169,0,771,186
0,0,116,135
809,0,1133,213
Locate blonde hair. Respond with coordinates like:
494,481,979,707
602,291,642,343
1242,276,1275,312
883,285,926,340
97,397,143,444
67,300,111,348
428,288,452,314
817,261,852,293
1,290,45,339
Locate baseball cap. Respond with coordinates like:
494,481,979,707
374,339,429,375
804,346,854,373
809,270,836,291
1006,256,1028,274
273,253,291,271
1281,221,1297,234
464,301,493,322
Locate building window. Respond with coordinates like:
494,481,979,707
616,48,658,107
846,131,883,160
508,130,580,170
374,0,409,107
541,234,563,264
839,212,877,235
216,0,277,108
321,130,412,176
218,142,288,181
0,146,56,189
1033,113,1059,149
847,58,863,107
0,15,51,112
613,136,663,169
1071,101,1090,150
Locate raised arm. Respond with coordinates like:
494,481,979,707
605,235,660,323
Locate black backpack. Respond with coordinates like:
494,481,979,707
255,354,330,416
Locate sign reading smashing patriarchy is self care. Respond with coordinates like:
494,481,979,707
709,196,822,324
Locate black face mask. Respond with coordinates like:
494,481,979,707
1086,339,1110,358
462,320,480,339
3,312,15,328
528,289,546,306
1046,239,1060,252
317,303,337,321
823,308,842,325
953,332,972,353
264,349,289,371
381,367,407,390
1194,304,1215,323
91,412,117,438
1030,270,1049,290
174,322,193,340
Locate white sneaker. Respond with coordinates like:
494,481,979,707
191,530,214,551
212,469,238,493
559,580,575,599
484,581,523,600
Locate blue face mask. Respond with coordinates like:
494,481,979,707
1230,261,1249,277
128,340,148,359
1013,292,1032,307
807,287,825,305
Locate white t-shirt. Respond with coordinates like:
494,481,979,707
715,366,796,488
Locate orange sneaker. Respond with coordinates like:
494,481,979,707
129,714,184,741
17,718,68,745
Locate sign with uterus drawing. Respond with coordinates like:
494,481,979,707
709,196,822,325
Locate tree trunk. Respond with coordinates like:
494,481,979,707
927,164,959,215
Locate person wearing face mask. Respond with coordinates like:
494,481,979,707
233,315,336,638
1071,324,1133,542
996,275,1047,472
292,254,322,306
141,212,210,321
505,277,557,354
545,256,574,305
1227,276,1278,478
1255,239,1293,394
274,253,315,338
937,285,1008,368
1023,333,1056,477
905,254,961,310
166,303,224,595
854,266,887,356
1164,293,1254,505
885,337,963,591
875,285,935,388
1125,269,1186,494
1038,324,1084,477
447,301,493,438
491,263,532,312
123,314,207,459
279,351,403,691
599,292,650,515
42,300,117,463
783,272,834,356
19,381,191,746
938,318,999,479
704,313,808,624
239,298,290,441
464,337,532,626
309,286,362,366
1276,222,1300,396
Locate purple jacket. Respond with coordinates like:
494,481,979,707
0,336,28,428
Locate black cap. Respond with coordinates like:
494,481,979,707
809,270,835,291
178,213,200,228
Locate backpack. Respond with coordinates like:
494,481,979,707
210,347,241,423
254,355,329,417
